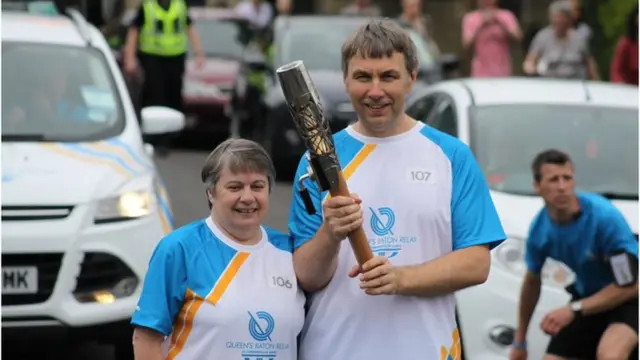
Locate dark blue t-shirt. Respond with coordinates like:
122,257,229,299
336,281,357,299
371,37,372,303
525,192,638,297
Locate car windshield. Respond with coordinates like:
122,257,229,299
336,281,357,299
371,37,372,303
190,19,246,58
2,42,124,142
470,104,639,199
278,20,435,71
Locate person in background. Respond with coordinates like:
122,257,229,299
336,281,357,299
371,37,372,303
611,5,638,86
569,0,592,44
509,149,638,360
131,138,305,360
340,0,381,16
397,0,440,58
276,0,292,15
523,0,599,80
123,0,205,155
234,0,273,30
462,0,522,77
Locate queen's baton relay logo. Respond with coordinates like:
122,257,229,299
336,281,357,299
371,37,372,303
226,310,289,359
368,207,416,258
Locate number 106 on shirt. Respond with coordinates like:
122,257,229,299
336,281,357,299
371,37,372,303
271,276,293,289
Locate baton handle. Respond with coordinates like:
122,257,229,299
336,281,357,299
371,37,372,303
331,170,374,266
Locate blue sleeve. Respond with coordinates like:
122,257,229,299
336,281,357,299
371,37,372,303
451,144,506,251
288,154,324,250
598,207,639,259
524,215,547,275
131,237,188,336
265,227,294,253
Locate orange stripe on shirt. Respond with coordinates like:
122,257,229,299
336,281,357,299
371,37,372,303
206,252,250,305
166,252,250,359
324,143,377,203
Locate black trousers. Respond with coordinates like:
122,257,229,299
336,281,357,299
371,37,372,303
547,297,639,359
138,53,185,112
138,53,185,151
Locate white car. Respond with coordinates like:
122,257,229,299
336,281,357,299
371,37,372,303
1,3,185,356
405,78,639,360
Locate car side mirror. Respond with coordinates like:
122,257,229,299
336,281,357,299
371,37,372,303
140,106,185,135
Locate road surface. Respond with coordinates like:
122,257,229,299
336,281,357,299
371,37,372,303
2,148,294,359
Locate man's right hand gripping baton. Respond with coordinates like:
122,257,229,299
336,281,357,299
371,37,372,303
276,60,374,266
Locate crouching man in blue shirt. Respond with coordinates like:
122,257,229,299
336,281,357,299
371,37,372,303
510,149,638,360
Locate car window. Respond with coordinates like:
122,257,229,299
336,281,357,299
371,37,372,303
277,19,436,71
190,19,247,59
429,99,457,137
2,42,124,142
470,104,639,198
407,95,438,122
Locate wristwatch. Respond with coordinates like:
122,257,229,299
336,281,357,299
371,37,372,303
570,301,583,316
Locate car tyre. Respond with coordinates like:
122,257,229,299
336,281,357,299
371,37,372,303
113,338,135,360
264,110,297,182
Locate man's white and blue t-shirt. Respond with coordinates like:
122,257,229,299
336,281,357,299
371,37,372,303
131,217,305,360
289,122,506,360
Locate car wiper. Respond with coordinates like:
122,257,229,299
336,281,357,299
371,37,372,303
2,134,47,141
599,192,639,201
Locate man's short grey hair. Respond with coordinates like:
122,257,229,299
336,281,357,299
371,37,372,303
549,0,573,17
201,138,276,196
341,18,419,75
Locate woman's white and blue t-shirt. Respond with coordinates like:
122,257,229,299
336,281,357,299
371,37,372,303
131,217,305,360
289,122,506,360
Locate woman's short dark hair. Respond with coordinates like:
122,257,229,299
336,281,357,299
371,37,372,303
201,138,276,209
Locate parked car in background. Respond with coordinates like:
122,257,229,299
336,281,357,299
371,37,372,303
231,15,458,180
182,7,253,138
1,4,185,359
405,77,638,360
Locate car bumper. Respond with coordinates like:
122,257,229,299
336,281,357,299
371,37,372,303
2,208,165,330
456,264,572,360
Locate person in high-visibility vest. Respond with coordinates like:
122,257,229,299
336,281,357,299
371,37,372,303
122,0,204,155
123,0,205,114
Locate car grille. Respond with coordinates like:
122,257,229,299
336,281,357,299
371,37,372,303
2,253,63,306
74,252,136,294
1,205,74,221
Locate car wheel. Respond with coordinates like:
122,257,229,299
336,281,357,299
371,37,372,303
264,110,297,182
113,338,135,360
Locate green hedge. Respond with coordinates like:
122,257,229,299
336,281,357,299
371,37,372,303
583,0,637,80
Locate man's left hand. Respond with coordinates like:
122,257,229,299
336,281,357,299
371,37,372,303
349,256,402,295
540,306,575,336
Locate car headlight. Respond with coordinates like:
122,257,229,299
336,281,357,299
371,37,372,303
94,190,153,223
494,237,576,289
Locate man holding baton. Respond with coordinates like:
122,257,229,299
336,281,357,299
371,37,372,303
288,19,506,359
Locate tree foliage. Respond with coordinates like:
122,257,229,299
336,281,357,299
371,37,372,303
584,0,637,80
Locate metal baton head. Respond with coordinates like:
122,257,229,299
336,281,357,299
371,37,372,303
275,61,336,158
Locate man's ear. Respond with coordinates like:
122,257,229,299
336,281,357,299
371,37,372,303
533,180,541,195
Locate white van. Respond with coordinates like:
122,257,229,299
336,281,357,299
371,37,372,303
2,3,185,356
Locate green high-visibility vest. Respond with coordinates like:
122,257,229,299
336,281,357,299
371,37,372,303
139,0,188,56
107,35,122,49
